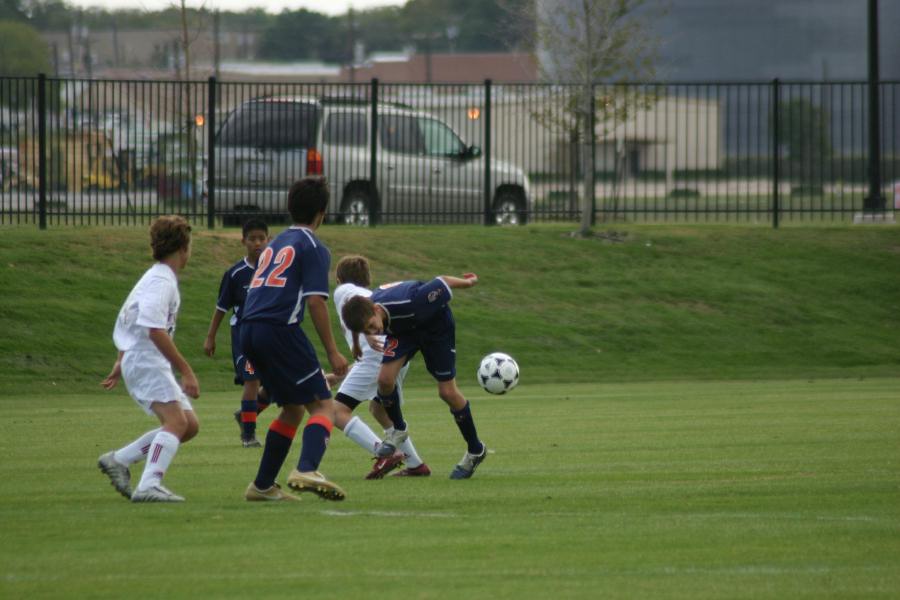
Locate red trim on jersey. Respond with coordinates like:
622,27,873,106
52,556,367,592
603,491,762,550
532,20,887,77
306,414,333,434
270,419,297,439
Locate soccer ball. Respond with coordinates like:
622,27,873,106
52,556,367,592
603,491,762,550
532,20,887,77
477,352,520,394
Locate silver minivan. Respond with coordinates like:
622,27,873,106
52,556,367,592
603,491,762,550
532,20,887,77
212,96,531,225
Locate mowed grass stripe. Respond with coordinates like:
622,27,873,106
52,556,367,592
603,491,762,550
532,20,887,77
2,379,898,598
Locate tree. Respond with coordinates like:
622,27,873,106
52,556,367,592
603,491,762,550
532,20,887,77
776,98,832,191
509,0,658,233
257,9,344,62
0,20,51,106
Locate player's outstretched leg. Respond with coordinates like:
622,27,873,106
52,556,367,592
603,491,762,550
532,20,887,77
286,408,345,501
97,451,133,498
440,380,487,480
244,482,300,502
392,436,431,477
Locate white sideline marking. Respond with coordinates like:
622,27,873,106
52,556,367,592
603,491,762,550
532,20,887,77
321,509,457,519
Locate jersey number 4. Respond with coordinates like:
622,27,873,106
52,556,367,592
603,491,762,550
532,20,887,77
250,247,296,289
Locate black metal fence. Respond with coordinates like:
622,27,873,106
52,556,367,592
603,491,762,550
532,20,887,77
1,75,898,228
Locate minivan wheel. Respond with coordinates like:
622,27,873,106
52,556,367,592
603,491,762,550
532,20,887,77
493,191,526,226
341,191,370,226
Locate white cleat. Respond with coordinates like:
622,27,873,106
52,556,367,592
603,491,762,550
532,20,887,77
97,451,132,499
131,484,185,503
375,428,410,458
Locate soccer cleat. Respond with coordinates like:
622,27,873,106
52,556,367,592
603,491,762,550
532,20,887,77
375,428,410,458
244,482,300,502
391,463,432,477
449,445,488,480
241,437,262,448
130,484,185,503
286,469,346,501
97,451,132,499
365,451,405,480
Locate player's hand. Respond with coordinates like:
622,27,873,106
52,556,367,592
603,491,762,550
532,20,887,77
324,372,343,388
203,336,215,357
462,272,478,286
365,334,384,353
181,370,200,399
101,361,122,390
329,350,349,378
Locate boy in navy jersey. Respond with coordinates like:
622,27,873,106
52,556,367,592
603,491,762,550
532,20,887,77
341,272,488,479
240,177,349,502
204,219,272,447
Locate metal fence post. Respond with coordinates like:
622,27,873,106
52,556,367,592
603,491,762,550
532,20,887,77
772,78,780,229
590,83,597,226
37,73,47,230
206,76,216,229
369,78,379,227
483,78,492,226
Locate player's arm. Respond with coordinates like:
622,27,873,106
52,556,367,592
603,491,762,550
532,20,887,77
307,295,349,377
439,273,478,289
204,308,227,357
101,351,125,390
148,328,200,398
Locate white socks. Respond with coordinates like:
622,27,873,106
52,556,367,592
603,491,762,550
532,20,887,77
384,426,424,468
136,430,180,491
113,427,162,466
344,416,381,455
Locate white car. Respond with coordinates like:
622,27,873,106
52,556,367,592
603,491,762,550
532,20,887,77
211,96,531,225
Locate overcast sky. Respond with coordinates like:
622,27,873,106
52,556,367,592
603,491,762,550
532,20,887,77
63,0,405,15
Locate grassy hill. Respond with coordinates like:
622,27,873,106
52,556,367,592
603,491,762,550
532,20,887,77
1,223,899,395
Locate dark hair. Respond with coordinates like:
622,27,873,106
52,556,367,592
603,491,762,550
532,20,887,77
288,177,330,224
335,255,371,287
241,219,268,238
150,215,192,260
341,295,376,333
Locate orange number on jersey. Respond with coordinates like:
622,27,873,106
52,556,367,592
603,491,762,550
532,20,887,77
244,360,256,375
265,247,295,288
383,337,399,358
250,247,273,289
250,246,296,289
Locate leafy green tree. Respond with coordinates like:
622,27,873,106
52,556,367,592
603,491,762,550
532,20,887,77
257,9,344,62
776,98,832,188
0,19,51,106
0,0,25,21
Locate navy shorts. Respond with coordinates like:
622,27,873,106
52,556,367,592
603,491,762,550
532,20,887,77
231,326,259,385
384,308,456,382
240,321,331,406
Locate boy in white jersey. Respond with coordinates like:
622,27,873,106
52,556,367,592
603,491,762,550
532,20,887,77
332,256,429,478
98,215,200,503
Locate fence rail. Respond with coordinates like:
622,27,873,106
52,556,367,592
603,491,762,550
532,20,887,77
1,76,897,228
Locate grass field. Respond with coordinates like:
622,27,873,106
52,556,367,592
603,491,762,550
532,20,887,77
1,223,899,598
2,379,898,598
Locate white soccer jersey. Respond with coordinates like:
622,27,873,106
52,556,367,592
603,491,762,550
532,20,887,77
333,282,383,366
333,282,407,403
113,263,181,356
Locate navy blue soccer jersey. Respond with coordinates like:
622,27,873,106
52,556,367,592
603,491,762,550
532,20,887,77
372,278,453,335
242,226,331,326
215,258,256,327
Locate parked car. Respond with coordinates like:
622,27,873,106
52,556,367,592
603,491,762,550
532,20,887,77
210,96,531,225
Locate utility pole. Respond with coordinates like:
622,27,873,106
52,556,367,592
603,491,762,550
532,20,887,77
347,7,356,84
213,9,221,80
864,0,883,212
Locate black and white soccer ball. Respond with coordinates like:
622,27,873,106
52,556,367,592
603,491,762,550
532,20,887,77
477,352,520,394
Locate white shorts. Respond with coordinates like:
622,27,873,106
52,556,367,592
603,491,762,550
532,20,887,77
122,350,193,416
337,356,409,403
